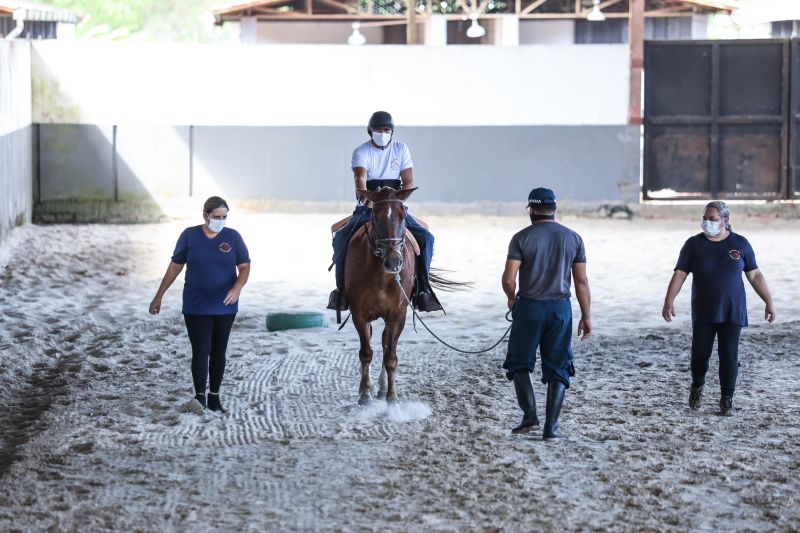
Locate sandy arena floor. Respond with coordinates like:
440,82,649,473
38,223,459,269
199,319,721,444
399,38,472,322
0,212,798,532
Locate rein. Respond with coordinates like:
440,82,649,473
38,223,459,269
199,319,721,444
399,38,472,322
392,273,513,355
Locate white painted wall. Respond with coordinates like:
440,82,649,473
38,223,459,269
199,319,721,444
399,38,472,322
0,40,33,241
31,41,629,127
255,21,385,44
519,20,575,45
1,40,32,137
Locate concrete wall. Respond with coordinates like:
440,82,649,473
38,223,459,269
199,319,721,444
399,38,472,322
30,42,638,219
37,124,639,208
255,21,385,45
519,20,575,45
0,41,33,242
31,42,628,126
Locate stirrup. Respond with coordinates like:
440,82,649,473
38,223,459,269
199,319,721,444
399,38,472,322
327,289,348,311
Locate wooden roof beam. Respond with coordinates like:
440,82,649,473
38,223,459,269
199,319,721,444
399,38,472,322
580,0,623,14
315,0,361,14
520,0,547,16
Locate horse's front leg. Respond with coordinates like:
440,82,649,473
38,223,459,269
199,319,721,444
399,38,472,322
353,316,373,405
382,315,406,404
377,328,389,400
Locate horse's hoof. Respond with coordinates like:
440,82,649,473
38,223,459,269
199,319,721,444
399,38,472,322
358,396,371,406
376,392,386,400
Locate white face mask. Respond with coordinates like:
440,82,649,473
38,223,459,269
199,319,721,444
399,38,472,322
207,218,226,233
701,219,722,237
371,131,392,147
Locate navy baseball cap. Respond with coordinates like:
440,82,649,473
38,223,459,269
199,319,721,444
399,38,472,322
527,187,556,206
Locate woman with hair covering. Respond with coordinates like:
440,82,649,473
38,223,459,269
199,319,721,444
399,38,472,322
149,196,251,414
662,201,775,416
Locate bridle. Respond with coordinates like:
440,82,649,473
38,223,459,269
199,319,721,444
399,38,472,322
366,198,407,268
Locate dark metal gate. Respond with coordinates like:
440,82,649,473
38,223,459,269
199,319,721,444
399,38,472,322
644,39,795,201
792,38,800,200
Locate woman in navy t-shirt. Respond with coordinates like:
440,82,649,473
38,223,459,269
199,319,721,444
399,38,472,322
149,196,251,413
662,201,775,416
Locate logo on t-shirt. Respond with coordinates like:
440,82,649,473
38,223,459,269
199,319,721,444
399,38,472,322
391,159,401,170
219,243,232,253
729,249,741,260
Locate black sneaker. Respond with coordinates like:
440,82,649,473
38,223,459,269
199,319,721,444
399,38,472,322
207,393,227,413
689,384,703,410
719,395,735,416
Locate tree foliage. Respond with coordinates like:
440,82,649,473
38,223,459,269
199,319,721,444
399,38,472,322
37,0,236,41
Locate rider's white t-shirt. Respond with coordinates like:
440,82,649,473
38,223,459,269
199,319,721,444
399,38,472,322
351,140,413,182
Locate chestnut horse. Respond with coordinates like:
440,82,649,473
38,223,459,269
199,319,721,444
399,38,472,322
345,187,417,404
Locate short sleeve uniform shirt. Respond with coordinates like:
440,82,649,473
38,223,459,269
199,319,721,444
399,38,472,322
351,140,413,183
674,232,757,326
507,222,586,300
171,226,251,315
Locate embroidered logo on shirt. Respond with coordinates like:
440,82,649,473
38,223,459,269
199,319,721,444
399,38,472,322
391,159,401,170
219,243,232,253
729,249,741,260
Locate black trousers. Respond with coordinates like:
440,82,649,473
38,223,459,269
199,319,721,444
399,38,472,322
184,314,237,395
691,323,742,397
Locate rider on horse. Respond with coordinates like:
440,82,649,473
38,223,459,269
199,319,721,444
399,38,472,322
327,111,442,313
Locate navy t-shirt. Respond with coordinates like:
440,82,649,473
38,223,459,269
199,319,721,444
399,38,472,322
674,232,757,326
171,226,251,315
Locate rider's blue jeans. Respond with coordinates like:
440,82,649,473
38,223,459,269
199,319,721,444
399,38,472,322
332,205,434,291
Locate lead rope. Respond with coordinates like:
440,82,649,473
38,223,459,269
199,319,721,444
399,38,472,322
393,273,513,355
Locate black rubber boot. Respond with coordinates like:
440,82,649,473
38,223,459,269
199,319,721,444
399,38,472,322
511,371,539,434
414,257,443,313
543,380,566,440
207,392,226,413
327,288,348,311
719,395,735,416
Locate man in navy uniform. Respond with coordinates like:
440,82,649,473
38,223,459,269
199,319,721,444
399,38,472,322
501,188,592,439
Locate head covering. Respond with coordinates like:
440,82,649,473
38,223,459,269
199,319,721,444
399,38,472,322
527,187,556,207
368,111,394,130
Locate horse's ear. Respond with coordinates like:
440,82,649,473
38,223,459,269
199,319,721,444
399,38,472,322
359,190,377,203
395,187,417,202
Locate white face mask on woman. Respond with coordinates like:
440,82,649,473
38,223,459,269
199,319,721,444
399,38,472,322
371,131,392,147
701,219,723,237
207,218,226,233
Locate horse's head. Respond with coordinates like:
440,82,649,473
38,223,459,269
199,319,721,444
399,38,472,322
359,186,417,275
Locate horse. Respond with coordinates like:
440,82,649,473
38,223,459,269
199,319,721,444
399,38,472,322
344,186,418,405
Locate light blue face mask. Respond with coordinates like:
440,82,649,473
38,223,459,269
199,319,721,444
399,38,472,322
701,219,722,237
207,218,226,233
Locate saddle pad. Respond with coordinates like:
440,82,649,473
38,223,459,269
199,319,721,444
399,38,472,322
351,223,420,256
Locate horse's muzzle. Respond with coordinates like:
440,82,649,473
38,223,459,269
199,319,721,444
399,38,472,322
383,254,403,275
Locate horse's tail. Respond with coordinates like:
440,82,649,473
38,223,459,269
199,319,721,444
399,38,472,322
429,268,473,292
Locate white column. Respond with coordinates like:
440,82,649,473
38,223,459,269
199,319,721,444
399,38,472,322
240,16,258,44
495,15,519,46
423,15,447,46
691,14,709,39
56,22,76,40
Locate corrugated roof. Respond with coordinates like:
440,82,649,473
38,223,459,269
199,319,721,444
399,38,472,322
0,1,81,23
